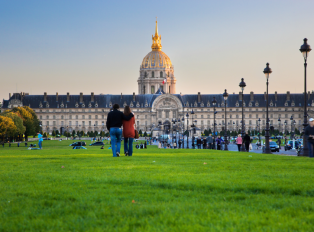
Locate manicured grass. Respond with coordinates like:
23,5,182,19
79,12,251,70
1,140,314,231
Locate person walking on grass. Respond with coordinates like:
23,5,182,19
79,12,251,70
37,132,43,149
106,104,134,157
305,118,314,158
236,134,242,152
243,132,251,152
122,106,136,156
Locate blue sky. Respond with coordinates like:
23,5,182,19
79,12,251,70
1,0,314,101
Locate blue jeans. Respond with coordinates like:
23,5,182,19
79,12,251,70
110,128,122,157
38,140,42,149
308,142,314,158
124,138,134,156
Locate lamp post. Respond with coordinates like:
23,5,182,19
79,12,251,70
290,115,294,139
263,63,272,154
212,97,217,149
223,89,229,150
176,119,180,147
239,78,246,151
258,118,261,144
278,118,281,137
171,118,177,147
181,116,185,148
67,126,68,140
186,112,189,148
299,38,311,156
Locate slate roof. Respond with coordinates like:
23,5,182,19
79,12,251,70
2,92,314,109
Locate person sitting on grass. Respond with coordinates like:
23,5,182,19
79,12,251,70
100,146,104,149
136,143,139,149
140,143,144,149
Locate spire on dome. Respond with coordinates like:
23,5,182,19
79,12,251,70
151,18,162,51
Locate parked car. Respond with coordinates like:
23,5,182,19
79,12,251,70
43,138,51,140
269,141,280,152
69,141,86,146
89,142,104,146
285,140,300,151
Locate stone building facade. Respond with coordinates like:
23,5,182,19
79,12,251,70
2,21,314,136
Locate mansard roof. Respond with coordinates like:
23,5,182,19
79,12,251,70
2,92,314,109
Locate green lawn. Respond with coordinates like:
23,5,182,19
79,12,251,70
1,140,314,231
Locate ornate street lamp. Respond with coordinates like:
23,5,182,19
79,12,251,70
212,97,217,149
223,89,229,150
171,118,177,147
263,63,272,154
239,78,246,151
299,38,311,156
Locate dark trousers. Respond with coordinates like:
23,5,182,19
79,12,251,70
237,144,241,151
197,145,201,149
245,142,250,152
217,144,221,150
203,143,207,149
309,142,314,158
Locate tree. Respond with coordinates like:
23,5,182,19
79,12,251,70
52,130,56,137
139,130,143,137
0,116,17,140
11,107,34,141
1,111,26,140
72,130,76,137
55,130,59,135
143,131,148,137
43,132,47,138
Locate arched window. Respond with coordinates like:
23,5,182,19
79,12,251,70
151,86,155,94
152,72,154,78
160,72,163,77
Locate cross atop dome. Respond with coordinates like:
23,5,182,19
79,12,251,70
151,19,162,51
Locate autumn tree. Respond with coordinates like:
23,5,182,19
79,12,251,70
1,111,26,140
0,116,17,141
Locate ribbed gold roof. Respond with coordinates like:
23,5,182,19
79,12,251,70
141,20,172,69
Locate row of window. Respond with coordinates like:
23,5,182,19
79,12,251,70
45,121,106,126
39,115,106,120
143,71,170,78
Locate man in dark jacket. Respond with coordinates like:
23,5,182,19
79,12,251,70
106,104,133,157
203,137,207,149
243,133,251,152
207,134,213,149
305,118,314,158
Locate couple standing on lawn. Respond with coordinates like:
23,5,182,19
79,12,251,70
106,104,136,157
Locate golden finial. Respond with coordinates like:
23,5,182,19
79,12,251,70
152,18,162,51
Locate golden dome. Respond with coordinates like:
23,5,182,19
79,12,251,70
141,50,172,69
141,19,172,69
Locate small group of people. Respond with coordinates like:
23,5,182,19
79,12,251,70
235,133,251,152
135,142,147,149
106,104,136,157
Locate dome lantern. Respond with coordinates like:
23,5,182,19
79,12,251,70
151,19,162,51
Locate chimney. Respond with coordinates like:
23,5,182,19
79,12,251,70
250,91,254,101
44,92,47,102
264,92,266,101
80,92,83,103
9,93,11,98
56,92,58,102
308,91,311,100
121,93,123,99
275,91,277,101
287,91,290,101
197,92,201,103
239,92,242,101
91,92,94,102
133,92,135,101
67,92,70,102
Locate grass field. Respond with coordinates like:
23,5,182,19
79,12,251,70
1,140,314,231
